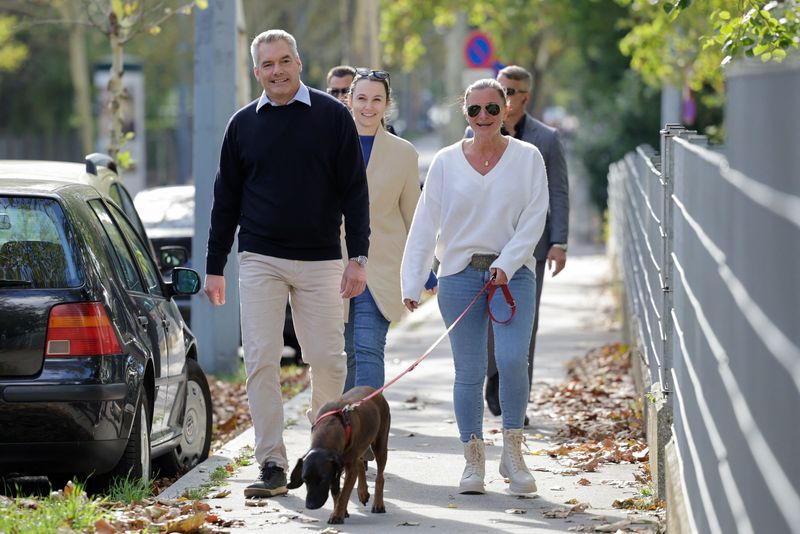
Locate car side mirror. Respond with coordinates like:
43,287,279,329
160,245,188,269
172,267,201,296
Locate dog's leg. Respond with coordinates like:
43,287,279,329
357,458,370,505
328,466,358,524
371,413,390,514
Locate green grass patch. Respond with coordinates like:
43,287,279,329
0,481,108,534
104,474,154,504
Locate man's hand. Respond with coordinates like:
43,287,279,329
547,246,567,276
205,274,226,305
340,261,367,298
403,298,419,312
490,267,508,285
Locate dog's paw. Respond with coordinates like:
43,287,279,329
371,504,386,514
327,515,345,524
359,491,370,505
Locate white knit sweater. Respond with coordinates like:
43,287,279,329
401,136,549,302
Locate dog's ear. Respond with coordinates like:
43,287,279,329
286,457,305,490
329,452,344,496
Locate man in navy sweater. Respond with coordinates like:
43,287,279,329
204,29,370,499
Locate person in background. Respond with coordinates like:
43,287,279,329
482,65,569,424
343,67,435,393
204,30,369,499
327,64,398,135
401,79,548,496
326,65,356,106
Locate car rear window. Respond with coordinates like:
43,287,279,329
0,196,82,288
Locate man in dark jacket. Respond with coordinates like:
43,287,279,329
484,65,570,423
204,29,370,499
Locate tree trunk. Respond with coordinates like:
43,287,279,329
59,0,93,154
107,32,125,160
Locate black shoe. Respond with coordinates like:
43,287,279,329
524,414,530,427
485,373,501,416
244,461,288,498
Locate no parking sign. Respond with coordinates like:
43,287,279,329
464,31,495,69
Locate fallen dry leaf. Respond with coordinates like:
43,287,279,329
542,507,571,518
578,478,591,486
504,508,527,514
165,512,206,533
94,519,117,534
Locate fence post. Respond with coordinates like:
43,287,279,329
651,123,690,499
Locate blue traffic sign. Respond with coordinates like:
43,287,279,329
464,31,495,69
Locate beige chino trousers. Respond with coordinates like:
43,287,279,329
238,251,346,469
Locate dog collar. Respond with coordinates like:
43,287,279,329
312,406,354,448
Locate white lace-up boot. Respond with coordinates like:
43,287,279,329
459,434,486,494
499,428,537,494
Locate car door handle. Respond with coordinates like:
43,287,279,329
137,316,149,327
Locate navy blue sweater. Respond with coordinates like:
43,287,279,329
206,88,370,275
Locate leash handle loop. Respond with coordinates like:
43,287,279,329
487,283,516,325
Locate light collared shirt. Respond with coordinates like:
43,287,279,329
256,82,312,112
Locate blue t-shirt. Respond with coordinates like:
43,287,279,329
359,135,375,167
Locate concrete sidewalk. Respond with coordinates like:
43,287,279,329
164,247,653,532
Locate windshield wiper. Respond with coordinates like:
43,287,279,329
0,279,33,288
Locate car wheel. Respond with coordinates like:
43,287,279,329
155,359,212,476
109,388,152,483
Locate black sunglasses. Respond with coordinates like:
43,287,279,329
504,87,528,97
466,103,502,118
355,67,390,81
327,87,350,97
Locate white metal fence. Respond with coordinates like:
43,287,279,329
608,122,800,533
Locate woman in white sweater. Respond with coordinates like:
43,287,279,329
401,79,549,496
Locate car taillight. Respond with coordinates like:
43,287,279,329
45,302,122,357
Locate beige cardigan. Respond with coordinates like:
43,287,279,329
343,126,420,322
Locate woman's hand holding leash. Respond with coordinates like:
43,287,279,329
490,267,508,285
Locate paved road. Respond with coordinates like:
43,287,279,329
163,247,659,532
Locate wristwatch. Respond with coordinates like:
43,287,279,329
349,255,368,266
552,243,568,252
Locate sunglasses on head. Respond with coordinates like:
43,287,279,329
466,103,502,118
327,87,350,97
504,87,528,97
355,68,390,81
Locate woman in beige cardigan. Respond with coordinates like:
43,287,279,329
343,68,435,391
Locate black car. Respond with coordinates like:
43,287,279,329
134,185,303,364
0,163,212,486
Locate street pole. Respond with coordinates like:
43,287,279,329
444,11,468,145
192,0,241,376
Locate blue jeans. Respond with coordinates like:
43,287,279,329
437,266,536,442
343,287,391,391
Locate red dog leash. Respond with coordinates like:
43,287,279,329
312,276,516,432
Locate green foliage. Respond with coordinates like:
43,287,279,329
0,481,109,534
104,474,154,503
619,0,800,92
0,15,28,72
0,17,74,134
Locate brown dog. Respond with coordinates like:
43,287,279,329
287,385,390,524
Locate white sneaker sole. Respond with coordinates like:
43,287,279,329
499,464,537,494
459,478,485,494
